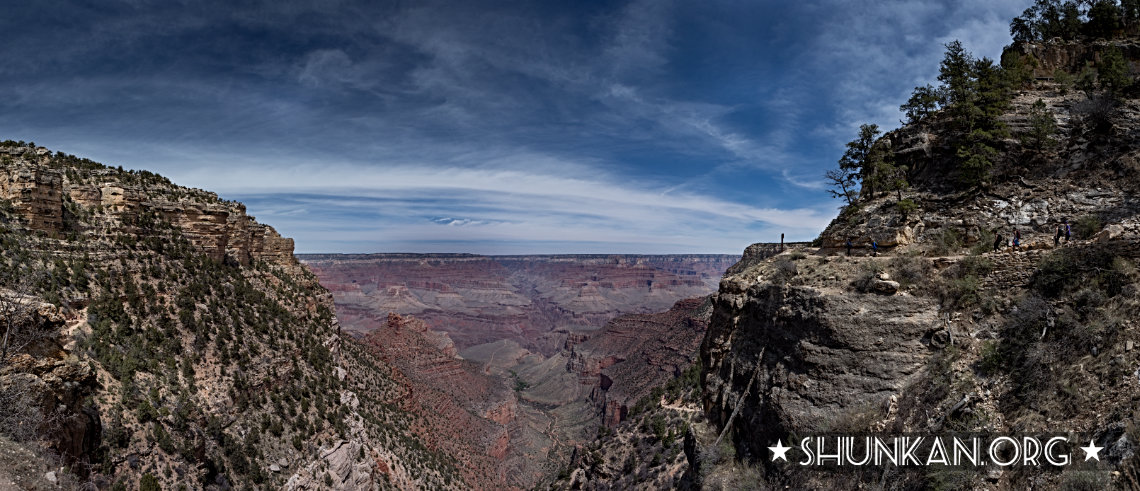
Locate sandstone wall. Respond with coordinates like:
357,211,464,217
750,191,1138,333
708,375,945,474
0,147,295,267
0,162,63,233
1008,38,1140,78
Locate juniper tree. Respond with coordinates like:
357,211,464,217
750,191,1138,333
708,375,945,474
900,84,942,125
1023,99,1059,151
825,168,858,206
1097,45,1131,95
838,124,885,197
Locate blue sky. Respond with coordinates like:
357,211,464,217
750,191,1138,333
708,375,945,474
1,0,1027,254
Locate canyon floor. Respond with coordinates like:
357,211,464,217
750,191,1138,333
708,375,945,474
302,253,739,488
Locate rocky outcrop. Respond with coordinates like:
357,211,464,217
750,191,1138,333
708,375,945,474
701,267,939,462
0,142,464,489
0,145,295,267
1006,38,1140,79
0,160,63,233
727,242,813,275
285,440,375,491
358,313,528,488
0,300,100,464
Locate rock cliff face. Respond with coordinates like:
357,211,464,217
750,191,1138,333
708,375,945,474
355,313,559,489
302,253,736,354
701,265,939,461
0,142,460,490
818,84,1136,253
1007,38,1140,79
568,297,711,427
697,63,1140,488
0,145,295,268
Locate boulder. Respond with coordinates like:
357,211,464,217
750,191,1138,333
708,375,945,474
871,280,900,295
1093,223,1124,243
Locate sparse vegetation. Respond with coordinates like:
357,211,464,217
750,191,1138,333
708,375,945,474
1073,214,1103,239
937,255,993,309
0,147,467,489
929,228,964,256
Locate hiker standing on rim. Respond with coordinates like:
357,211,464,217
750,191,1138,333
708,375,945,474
780,233,784,252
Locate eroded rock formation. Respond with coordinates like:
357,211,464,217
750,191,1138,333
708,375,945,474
302,253,736,354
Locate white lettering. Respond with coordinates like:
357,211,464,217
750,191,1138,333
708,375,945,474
1044,437,1070,466
845,437,872,466
874,437,897,466
952,437,980,466
900,437,925,465
815,437,841,465
799,437,813,466
926,437,950,465
989,437,1020,466
1022,437,1041,466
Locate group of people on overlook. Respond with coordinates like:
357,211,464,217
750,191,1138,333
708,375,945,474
993,219,1072,252
840,219,1075,258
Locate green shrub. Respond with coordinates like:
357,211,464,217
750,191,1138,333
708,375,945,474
771,258,797,283
139,473,161,491
850,260,884,292
941,275,983,308
1032,247,1130,298
977,340,1004,375
1059,470,1110,490
888,254,929,289
930,228,963,256
1073,215,1102,240
971,229,995,255
1054,69,1073,94
937,256,992,308
843,203,863,226
897,198,919,219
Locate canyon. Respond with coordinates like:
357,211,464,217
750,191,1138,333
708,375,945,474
0,141,745,489
301,253,739,487
300,253,736,354
7,15,1140,491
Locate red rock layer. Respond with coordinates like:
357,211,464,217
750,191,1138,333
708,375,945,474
359,314,523,489
302,254,735,355
565,297,711,427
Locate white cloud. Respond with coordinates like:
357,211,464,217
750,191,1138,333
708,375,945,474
165,152,832,253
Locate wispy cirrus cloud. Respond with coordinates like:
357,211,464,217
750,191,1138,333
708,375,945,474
0,0,1029,254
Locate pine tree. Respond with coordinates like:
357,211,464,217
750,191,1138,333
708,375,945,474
838,124,883,197
825,168,858,206
938,41,975,112
1023,99,1059,152
1097,45,1130,94
900,84,942,125
1085,0,1122,39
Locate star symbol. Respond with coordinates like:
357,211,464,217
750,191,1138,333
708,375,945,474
769,439,792,462
1080,439,1103,462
